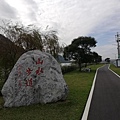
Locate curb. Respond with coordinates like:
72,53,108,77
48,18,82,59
81,68,99,120
108,64,120,78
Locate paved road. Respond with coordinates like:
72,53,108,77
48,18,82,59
87,65,120,120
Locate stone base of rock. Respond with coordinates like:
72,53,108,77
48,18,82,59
1,50,68,107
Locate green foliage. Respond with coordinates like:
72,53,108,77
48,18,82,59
43,30,60,59
110,64,120,75
63,36,101,71
61,64,78,74
0,20,61,57
72,36,97,49
92,52,102,64
105,58,110,63
0,21,44,51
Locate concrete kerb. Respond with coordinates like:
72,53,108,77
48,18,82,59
108,64,120,78
81,65,105,120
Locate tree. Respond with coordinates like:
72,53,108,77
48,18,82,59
92,52,102,64
64,36,97,71
105,58,110,63
43,30,60,59
0,20,61,59
0,22,44,51
0,34,24,81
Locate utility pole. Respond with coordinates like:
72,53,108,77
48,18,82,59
115,32,120,59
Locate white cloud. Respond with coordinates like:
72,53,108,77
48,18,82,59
92,44,117,59
1,0,120,59
0,0,18,19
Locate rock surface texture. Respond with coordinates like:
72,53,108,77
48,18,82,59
1,50,68,107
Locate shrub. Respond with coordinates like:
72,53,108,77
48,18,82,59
61,65,78,74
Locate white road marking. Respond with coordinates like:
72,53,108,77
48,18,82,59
81,65,104,120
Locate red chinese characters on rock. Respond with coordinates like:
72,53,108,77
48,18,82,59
19,78,33,87
36,67,43,75
36,58,44,75
26,78,33,87
26,67,33,76
36,58,43,65
18,58,44,87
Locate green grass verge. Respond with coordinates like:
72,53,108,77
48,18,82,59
110,64,120,76
0,64,103,120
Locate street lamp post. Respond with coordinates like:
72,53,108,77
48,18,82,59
115,32,120,59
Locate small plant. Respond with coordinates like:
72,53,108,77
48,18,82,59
61,65,78,74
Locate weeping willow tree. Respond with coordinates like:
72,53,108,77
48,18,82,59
0,20,63,83
43,30,60,59
0,20,61,58
0,21,44,51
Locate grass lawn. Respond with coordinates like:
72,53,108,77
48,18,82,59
0,64,103,120
110,64,120,76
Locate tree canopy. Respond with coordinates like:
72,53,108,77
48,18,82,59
0,21,61,59
64,36,102,71
105,58,110,63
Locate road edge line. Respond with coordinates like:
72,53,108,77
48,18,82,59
108,64,120,78
81,67,100,120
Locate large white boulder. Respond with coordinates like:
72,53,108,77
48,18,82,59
1,50,68,107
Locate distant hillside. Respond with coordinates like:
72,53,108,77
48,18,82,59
0,34,13,45
57,55,71,63
0,34,25,63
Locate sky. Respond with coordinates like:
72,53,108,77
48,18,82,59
0,0,120,60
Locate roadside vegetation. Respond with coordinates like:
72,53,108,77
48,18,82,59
0,64,103,120
110,64,120,76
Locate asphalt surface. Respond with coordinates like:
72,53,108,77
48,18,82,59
87,65,120,120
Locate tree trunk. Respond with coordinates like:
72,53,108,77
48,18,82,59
78,58,82,71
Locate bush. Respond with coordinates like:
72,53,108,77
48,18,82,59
61,65,78,74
